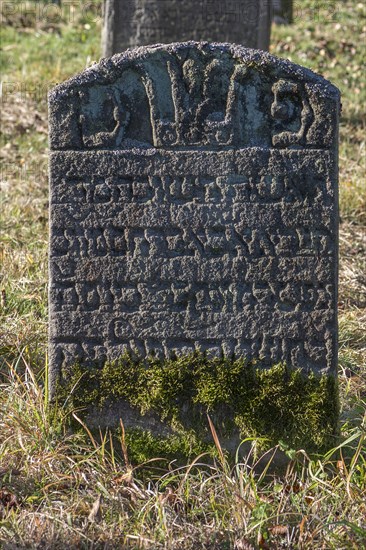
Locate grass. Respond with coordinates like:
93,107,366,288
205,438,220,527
0,0,365,547
0,355,365,548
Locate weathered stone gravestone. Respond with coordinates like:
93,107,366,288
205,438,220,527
102,0,272,57
49,43,340,451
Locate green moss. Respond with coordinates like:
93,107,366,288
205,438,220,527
123,428,214,466
55,353,339,460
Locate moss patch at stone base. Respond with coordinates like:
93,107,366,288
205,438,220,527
123,428,215,467
54,353,339,460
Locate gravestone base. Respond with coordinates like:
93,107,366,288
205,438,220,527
55,353,339,462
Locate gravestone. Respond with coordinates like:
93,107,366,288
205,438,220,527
49,43,339,441
101,0,272,57
273,0,293,24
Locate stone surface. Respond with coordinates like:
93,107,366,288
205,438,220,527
48,43,340,398
101,0,272,57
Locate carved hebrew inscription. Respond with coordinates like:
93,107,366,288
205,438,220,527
49,45,337,152
49,44,339,390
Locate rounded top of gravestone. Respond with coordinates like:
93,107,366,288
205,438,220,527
49,42,340,151
51,42,339,97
